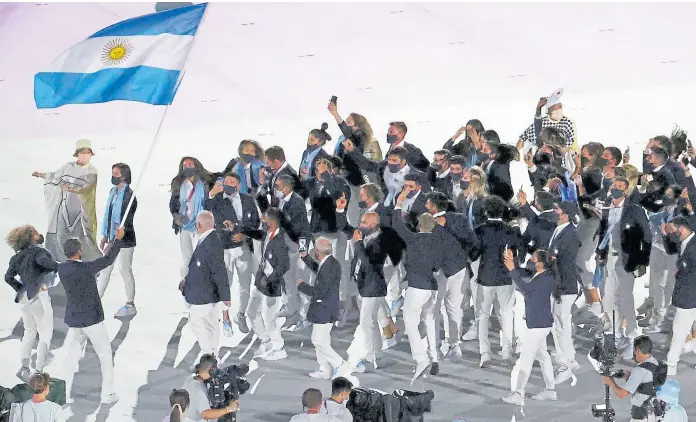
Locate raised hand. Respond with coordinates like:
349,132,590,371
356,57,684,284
336,192,347,210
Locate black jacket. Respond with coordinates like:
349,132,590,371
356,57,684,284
549,223,582,296
298,255,341,324
392,209,442,290
672,234,696,309
104,186,137,247
306,175,351,234
254,228,290,297
257,164,306,212
521,206,558,254
335,120,368,186
455,194,487,230
182,231,230,305
595,200,652,273
59,242,122,328
432,212,475,277
350,234,392,298
472,220,524,287
278,192,311,244
4,246,59,302
204,192,261,250
336,207,406,266
393,189,429,232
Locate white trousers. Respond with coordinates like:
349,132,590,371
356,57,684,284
347,296,390,365
465,259,481,321
347,185,361,226
248,286,284,349
603,252,637,335
223,245,253,315
510,326,555,394
311,323,344,371
403,287,439,364
648,247,677,313
281,239,310,317
477,284,515,356
385,261,405,303
97,246,136,302
179,230,197,278
188,303,221,356
576,217,600,287
513,290,527,349
63,321,115,399
435,268,467,346
552,294,576,367
19,291,53,371
666,307,696,371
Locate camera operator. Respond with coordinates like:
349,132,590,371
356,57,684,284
182,354,239,421
290,388,337,421
603,335,667,422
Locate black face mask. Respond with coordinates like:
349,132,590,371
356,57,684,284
610,188,624,199
358,200,368,209
111,176,122,186
352,128,363,138
182,167,197,178
595,157,609,168
359,226,376,237
533,152,552,166
581,156,589,167
36,234,44,245
450,172,462,181
306,143,318,152
241,153,255,163
386,134,398,144
460,180,470,190
663,196,675,206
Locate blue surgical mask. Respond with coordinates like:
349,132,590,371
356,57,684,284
241,153,255,163
182,167,196,178
610,188,624,199
386,134,398,144
223,185,238,196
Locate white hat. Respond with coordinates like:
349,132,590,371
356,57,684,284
547,88,564,108
73,139,94,157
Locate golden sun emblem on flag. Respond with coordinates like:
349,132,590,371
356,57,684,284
101,38,134,66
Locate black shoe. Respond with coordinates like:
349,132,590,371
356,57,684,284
430,362,439,376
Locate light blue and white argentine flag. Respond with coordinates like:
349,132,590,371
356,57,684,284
34,3,207,109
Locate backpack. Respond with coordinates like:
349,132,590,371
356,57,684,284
636,361,668,396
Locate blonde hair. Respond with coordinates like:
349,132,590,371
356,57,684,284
466,166,488,197
622,164,640,194
6,225,37,252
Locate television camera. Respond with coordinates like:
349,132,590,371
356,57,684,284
205,363,251,422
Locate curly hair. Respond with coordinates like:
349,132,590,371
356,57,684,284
6,225,36,252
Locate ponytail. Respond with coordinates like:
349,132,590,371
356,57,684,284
169,389,190,422
310,123,332,144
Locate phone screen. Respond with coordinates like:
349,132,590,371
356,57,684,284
298,237,307,252
330,96,337,105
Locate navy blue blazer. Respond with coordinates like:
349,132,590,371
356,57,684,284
5,246,59,303
58,242,121,328
673,235,696,309
105,186,137,247
278,192,311,244
306,175,351,234
391,209,443,290
473,220,525,287
254,228,290,297
549,223,582,296
522,208,558,255
454,194,487,230
596,200,652,272
204,192,260,250
351,234,391,298
257,164,307,212
394,189,430,233
432,211,474,277
509,269,554,329
298,148,329,181
183,231,230,305
298,255,341,324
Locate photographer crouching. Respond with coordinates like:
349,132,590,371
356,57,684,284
602,336,667,422
182,354,248,421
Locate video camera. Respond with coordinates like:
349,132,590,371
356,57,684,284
205,363,251,422
589,311,619,422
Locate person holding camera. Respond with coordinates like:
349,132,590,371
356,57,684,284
182,354,239,422
603,335,668,422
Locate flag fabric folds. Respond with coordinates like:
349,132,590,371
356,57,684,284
34,3,207,109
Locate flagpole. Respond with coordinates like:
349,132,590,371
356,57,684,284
115,4,210,234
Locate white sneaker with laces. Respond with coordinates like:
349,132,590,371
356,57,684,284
532,389,557,401
462,326,478,341
501,392,524,406
479,352,491,368
554,367,574,385
254,342,273,358
447,344,463,359
262,348,288,361
309,368,332,379
114,304,137,318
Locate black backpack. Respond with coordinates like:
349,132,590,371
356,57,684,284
636,361,668,396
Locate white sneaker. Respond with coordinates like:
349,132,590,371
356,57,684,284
309,368,332,379
411,360,430,384
101,393,119,405
114,304,137,318
254,342,273,358
262,348,288,361
382,336,399,350
502,392,524,406
461,326,478,341
683,339,696,353
570,360,581,371
532,389,557,401
554,367,574,384
447,344,463,359
667,365,677,376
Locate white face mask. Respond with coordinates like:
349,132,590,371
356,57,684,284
274,189,285,199
549,109,564,121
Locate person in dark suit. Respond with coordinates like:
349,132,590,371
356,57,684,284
426,192,475,362
477,130,516,202
205,172,262,335
258,146,305,211
248,207,290,361
665,216,696,375
427,149,453,194
273,174,312,323
59,226,125,405
179,211,231,358
384,121,430,172
548,201,582,385
442,119,486,167
96,163,138,318
298,123,331,182
339,211,399,375
394,172,430,232
4,225,58,375
446,155,466,201
516,190,558,256
297,237,345,379
392,188,444,380
595,177,651,354
472,195,525,368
